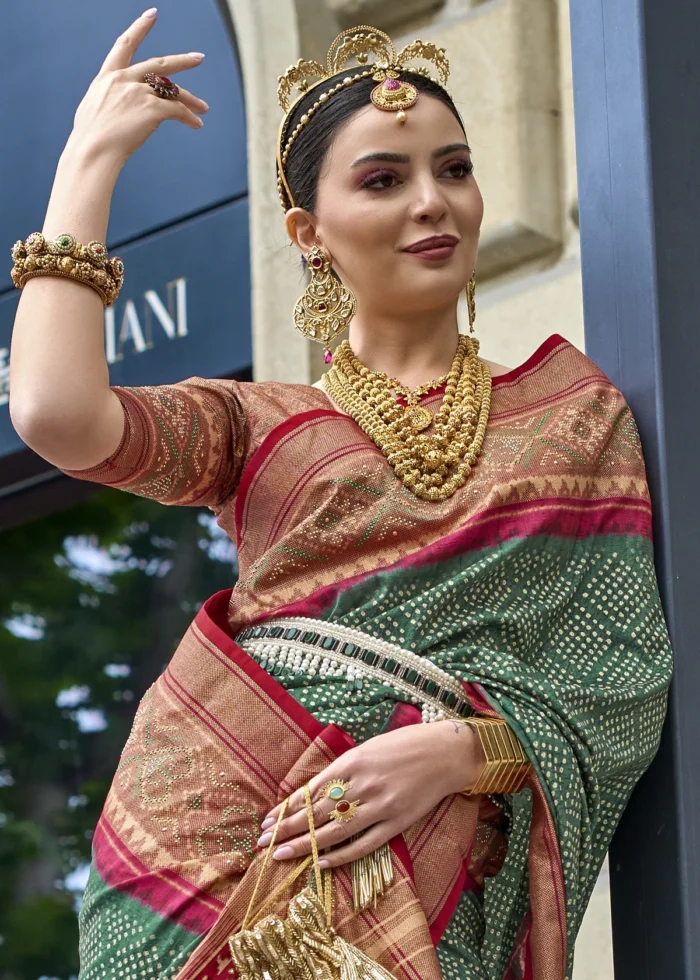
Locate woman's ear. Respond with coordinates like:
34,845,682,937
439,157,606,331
284,207,319,255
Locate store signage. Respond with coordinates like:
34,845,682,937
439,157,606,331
0,0,250,509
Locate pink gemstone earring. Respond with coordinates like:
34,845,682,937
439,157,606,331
293,245,356,362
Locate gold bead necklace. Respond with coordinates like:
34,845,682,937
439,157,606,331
322,336,491,501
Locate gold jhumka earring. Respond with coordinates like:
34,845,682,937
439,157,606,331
293,245,356,363
466,274,476,333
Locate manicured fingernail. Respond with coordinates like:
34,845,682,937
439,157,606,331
189,52,206,60
260,817,274,830
142,8,157,18
272,846,294,860
256,832,273,848
318,859,330,869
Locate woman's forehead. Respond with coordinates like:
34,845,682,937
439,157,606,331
327,96,466,165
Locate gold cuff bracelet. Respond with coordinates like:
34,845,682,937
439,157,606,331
461,717,532,796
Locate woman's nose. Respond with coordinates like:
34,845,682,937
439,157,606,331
409,178,448,222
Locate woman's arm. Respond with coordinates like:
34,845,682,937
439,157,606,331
9,138,126,470
9,11,207,471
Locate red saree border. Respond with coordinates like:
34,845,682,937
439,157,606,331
488,372,610,423
198,589,327,745
92,814,223,934
266,495,652,626
265,441,376,553
489,334,571,388
235,409,349,545
196,592,416,866
468,696,567,980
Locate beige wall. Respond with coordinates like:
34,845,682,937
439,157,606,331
229,0,606,967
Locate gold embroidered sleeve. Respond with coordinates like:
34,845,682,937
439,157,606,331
58,377,248,509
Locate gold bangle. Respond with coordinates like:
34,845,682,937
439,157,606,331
461,717,532,796
10,232,124,307
16,264,116,307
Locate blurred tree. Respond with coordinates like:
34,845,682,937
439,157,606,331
0,489,237,980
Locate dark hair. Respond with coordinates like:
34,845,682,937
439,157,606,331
280,71,468,214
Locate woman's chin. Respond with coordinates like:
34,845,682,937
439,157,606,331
382,280,464,313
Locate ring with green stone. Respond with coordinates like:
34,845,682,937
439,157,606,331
322,779,350,803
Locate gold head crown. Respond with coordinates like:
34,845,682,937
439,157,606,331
276,25,450,212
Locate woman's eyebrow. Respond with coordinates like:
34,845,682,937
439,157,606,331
350,143,471,168
351,151,410,167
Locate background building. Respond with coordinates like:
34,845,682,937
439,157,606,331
0,1,609,976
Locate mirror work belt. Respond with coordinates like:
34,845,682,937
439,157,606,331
234,615,475,724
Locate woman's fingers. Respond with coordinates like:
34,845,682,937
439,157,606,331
100,9,158,75
154,96,205,130
258,794,336,847
168,85,209,116
263,768,352,827
269,804,375,861
317,823,395,869
127,51,206,81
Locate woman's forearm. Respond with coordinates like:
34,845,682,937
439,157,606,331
9,133,125,458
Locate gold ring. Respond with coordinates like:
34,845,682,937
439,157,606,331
329,798,360,823
322,779,350,802
144,72,180,99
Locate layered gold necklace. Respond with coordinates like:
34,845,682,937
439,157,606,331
322,336,492,501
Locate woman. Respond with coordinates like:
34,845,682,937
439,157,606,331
8,11,672,980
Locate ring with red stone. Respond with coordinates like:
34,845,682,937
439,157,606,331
329,797,360,823
144,72,180,99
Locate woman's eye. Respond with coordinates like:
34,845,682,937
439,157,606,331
444,160,474,178
361,171,399,190
360,161,473,190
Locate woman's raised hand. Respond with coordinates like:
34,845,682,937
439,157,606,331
71,9,208,167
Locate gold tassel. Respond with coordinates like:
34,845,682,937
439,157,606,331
228,787,395,980
351,840,394,912
229,885,395,980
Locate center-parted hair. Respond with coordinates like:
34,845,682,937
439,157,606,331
280,71,468,214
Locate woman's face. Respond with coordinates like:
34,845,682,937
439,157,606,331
300,93,483,317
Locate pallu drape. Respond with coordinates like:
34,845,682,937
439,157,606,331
61,335,673,979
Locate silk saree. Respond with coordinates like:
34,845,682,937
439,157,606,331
61,334,673,980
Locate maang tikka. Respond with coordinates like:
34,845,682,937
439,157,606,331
294,245,356,362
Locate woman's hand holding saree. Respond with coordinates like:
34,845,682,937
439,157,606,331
256,718,485,868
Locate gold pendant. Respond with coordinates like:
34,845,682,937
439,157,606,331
404,405,432,431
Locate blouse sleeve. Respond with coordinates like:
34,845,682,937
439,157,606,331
58,377,248,510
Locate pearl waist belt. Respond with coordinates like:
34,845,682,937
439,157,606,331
234,616,475,724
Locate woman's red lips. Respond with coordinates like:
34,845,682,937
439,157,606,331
404,235,459,253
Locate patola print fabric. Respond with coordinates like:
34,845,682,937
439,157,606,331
61,335,672,980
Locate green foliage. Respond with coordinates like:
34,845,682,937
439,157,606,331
0,488,237,979
2,895,80,979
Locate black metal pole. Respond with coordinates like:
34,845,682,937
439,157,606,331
569,1,700,976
